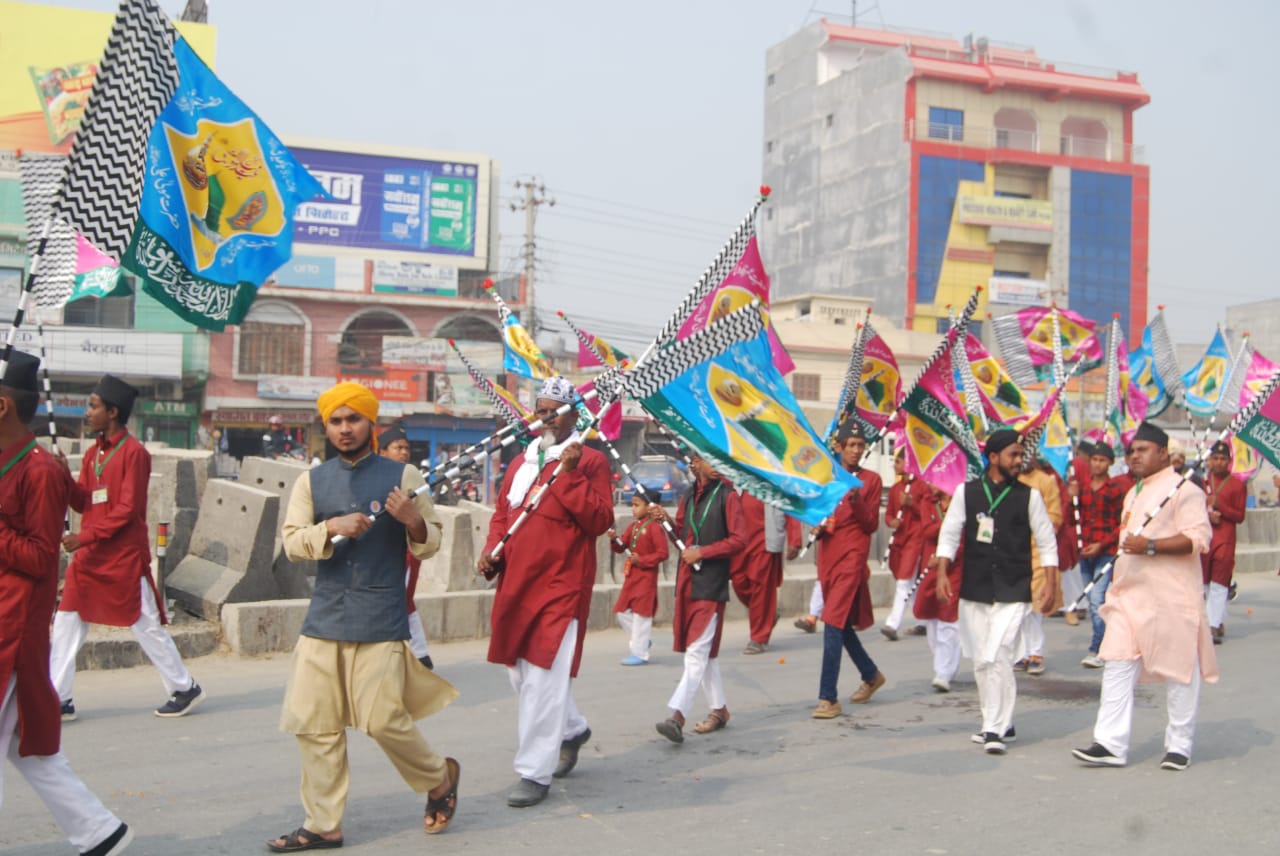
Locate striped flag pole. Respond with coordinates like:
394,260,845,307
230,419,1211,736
1067,368,1280,612
0,217,53,381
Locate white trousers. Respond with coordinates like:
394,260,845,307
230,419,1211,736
1061,562,1084,607
0,676,121,851
50,577,194,703
1205,582,1229,630
506,620,588,786
407,614,430,660
960,600,1029,738
1021,610,1045,658
1093,657,1201,762
616,611,652,660
925,619,961,683
667,615,726,717
884,579,912,630
808,580,824,618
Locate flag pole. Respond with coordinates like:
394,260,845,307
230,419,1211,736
0,216,53,380
1067,368,1280,612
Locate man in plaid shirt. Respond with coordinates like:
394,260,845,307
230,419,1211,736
1069,442,1127,668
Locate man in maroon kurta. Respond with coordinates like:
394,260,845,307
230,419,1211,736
1201,441,1246,643
0,351,132,855
477,377,613,808
883,457,929,640
51,375,202,720
811,422,885,719
731,492,801,654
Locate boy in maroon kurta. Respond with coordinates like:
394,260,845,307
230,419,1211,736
0,351,133,855
50,375,203,720
609,490,669,665
477,377,614,808
653,455,745,743
811,422,885,719
1201,441,1246,643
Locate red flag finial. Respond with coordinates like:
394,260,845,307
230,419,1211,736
1157,304,1165,311
1243,331,1252,338
986,312,994,319
556,310,565,318
759,185,772,199
447,338,457,347
482,278,494,290
975,284,984,293
1113,312,1122,319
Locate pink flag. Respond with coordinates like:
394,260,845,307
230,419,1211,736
1239,349,1280,412
899,333,983,495
676,235,794,374
576,380,622,441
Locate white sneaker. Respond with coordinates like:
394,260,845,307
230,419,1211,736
1081,653,1105,669
931,676,951,693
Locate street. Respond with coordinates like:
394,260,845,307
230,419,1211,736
4,575,1278,856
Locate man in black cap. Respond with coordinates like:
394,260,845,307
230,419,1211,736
51,375,204,720
934,428,1059,755
1073,421,1215,771
0,351,134,855
1201,440,1245,643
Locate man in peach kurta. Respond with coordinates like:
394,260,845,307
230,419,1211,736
1072,422,1216,772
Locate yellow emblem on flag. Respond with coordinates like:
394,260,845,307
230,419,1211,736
164,116,286,271
707,364,831,484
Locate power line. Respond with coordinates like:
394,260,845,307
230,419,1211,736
550,211,728,244
551,201,727,242
553,188,738,229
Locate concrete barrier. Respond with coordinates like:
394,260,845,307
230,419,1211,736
165,480,281,619
237,456,315,598
221,571,898,656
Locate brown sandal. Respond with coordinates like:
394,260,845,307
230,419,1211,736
424,757,460,835
693,709,729,734
266,828,343,852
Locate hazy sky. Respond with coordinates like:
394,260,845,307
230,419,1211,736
42,0,1278,351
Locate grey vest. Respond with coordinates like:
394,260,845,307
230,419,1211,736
301,454,411,642
684,479,731,602
959,476,1034,605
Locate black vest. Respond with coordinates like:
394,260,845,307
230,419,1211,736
959,475,1034,605
302,454,411,642
684,479,731,602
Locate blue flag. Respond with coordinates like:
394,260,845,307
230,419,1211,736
639,327,858,525
1181,329,1231,417
123,37,324,330
1129,333,1170,418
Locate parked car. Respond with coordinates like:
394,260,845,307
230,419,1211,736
618,455,689,504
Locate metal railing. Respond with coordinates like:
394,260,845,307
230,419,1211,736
909,118,1146,164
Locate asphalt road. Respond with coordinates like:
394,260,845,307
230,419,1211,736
5,575,1278,856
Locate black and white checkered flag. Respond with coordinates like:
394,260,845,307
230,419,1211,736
614,301,767,402
991,312,1040,389
54,0,180,260
18,155,77,309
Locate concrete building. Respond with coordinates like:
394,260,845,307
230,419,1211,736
762,21,1151,341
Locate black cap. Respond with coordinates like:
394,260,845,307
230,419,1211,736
1090,442,1115,462
1,349,40,394
985,428,1021,457
836,419,865,443
1132,421,1169,448
93,374,139,420
1209,440,1231,458
379,423,408,446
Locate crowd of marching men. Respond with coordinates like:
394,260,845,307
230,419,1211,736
0,356,1251,853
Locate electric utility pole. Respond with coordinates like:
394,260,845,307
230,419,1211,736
511,179,554,333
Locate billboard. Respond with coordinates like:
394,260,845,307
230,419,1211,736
0,2,217,153
289,140,492,267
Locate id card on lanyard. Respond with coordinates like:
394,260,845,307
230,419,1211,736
977,479,1013,544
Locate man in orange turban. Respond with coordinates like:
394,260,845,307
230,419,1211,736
316,381,382,453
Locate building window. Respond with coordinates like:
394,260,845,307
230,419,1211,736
766,140,774,154
825,113,834,128
928,107,964,142
792,373,820,401
338,311,414,368
767,72,775,86
238,302,306,376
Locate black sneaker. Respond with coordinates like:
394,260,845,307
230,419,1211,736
970,726,1016,744
553,727,592,778
982,732,1006,754
1160,752,1190,771
419,655,434,671
61,699,77,722
83,821,133,856
155,683,205,718
1228,581,1238,602
1072,742,1126,767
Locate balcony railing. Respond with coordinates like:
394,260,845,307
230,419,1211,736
909,118,1146,164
